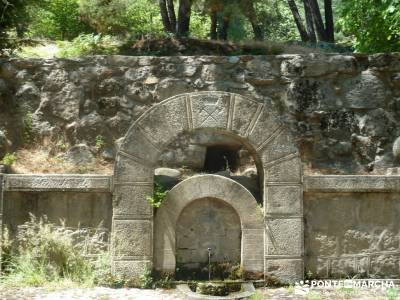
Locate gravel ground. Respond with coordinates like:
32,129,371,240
0,286,398,300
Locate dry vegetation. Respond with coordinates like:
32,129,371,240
124,37,328,56
10,146,113,175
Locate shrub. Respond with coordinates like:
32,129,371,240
79,0,163,37
1,153,17,167
147,181,169,208
57,34,120,57
0,214,109,287
139,266,154,289
27,0,90,40
95,135,106,150
23,112,34,145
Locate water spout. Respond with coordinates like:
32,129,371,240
207,247,212,281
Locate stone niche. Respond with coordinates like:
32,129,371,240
154,175,264,275
112,91,304,283
176,197,241,269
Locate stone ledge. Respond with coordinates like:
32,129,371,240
304,175,400,193
4,174,112,192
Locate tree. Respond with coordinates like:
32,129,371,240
239,0,264,40
303,0,316,43
27,0,89,40
79,0,163,37
0,0,31,54
287,0,335,43
204,0,263,41
339,0,400,53
177,0,193,36
159,0,177,33
158,0,193,36
287,0,310,42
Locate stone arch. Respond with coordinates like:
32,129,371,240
154,175,264,273
112,91,303,283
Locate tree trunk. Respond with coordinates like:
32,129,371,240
251,22,264,41
324,0,334,42
240,0,264,41
303,0,316,43
177,0,192,37
159,0,173,33
308,0,327,41
210,11,218,40
166,0,177,33
287,0,310,42
219,16,230,40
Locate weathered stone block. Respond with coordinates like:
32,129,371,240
344,71,387,109
265,218,303,256
4,174,111,192
191,92,230,129
112,260,152,279
264,157,302,183
247,109,280,149
113,184,153,217
242,229,264,272
231,95,260,137
113,220,152,257
138,96,187,147
265,185,302,215
120,126,161,165
370,255,400,278
259,129,298,165
114,155,153,183
304,175,400,192
265,259,303,283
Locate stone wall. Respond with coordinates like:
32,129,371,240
1,175,112,238
2,174,400,280
1,54,400,174
304,176,400,279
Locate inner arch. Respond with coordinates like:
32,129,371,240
176,197,241,270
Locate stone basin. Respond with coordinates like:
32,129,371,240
177,282,256,300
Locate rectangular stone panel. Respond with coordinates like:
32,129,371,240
112,219,152,257
370,254,400,278
231,96,261,137
112,260,151,280
330,257,356,278
304,175,400,192
247,109,280,148
120,126,161,165
113,184,153,217
191,93,230,129
265,258,304,283
265,185,302,215
138,97,187,148
259,129,298,164
114,155,153,183
265,218,303,256
242,229,264,272
264,157,302,183
4,174,111,192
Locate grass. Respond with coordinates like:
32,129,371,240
306,291,322,300
17,43,60,59
249,290,263,300
286,284,295,294
386,288,399,300
0,214,113,289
